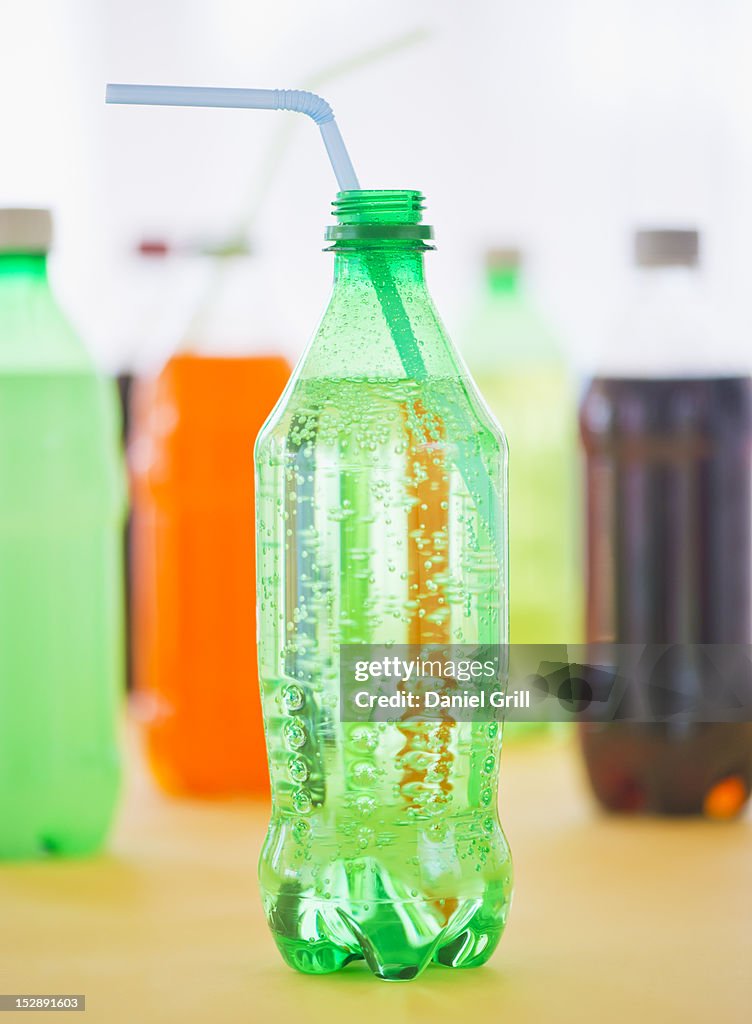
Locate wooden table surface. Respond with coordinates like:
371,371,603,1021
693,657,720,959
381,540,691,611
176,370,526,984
1,726,750,1023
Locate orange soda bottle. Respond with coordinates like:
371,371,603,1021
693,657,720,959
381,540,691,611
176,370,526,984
129,249,290,796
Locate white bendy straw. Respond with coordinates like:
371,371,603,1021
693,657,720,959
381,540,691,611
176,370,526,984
106,84,360,191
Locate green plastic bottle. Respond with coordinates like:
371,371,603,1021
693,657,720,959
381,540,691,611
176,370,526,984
0,209,124,858
255,191,512,981
461,249,581,736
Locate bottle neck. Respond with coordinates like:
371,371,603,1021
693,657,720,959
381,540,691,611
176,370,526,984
633,263,699,297
297,241,464,382
604,263,716,377
0,252,49,280
0,250,90,371
332,243,427,287
487,264,520,296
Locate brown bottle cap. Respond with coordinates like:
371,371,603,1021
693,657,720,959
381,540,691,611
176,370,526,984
634,229,699,267
0,208,52,254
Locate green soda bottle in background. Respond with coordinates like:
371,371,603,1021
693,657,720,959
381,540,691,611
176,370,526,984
461,248,581,736
0,209,124,858
255,191,512,981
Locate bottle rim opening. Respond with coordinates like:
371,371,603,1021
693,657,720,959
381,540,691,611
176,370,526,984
326,190,434,242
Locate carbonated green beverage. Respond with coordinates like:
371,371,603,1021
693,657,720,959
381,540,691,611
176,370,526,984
0,210,124,858
462,249,581,737
255,191,512,981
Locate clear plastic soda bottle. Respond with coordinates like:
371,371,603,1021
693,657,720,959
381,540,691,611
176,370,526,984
0,209,124,857
255,191,513,980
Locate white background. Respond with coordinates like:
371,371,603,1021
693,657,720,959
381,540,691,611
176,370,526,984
1,0,750,374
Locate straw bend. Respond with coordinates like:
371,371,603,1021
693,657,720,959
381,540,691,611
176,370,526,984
273,89,334,125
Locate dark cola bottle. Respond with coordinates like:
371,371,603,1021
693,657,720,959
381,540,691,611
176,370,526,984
579,229,752,817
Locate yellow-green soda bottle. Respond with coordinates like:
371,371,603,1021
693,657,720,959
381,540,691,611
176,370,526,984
0,209,124,858
461,249,581,736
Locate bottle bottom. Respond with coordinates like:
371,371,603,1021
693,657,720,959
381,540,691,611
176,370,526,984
142,740,270,799
0,829,109,860
263,885,510,981
580,723,752,817
0,795,117,860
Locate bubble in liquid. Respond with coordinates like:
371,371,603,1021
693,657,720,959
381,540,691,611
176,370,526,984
348,726,379,753
350,760,379,786
284,719,307,750
428,820,448,841
282,683,305,712
400,750,435,772
424,791,450,815
292,819,311,842
353,794,377,818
